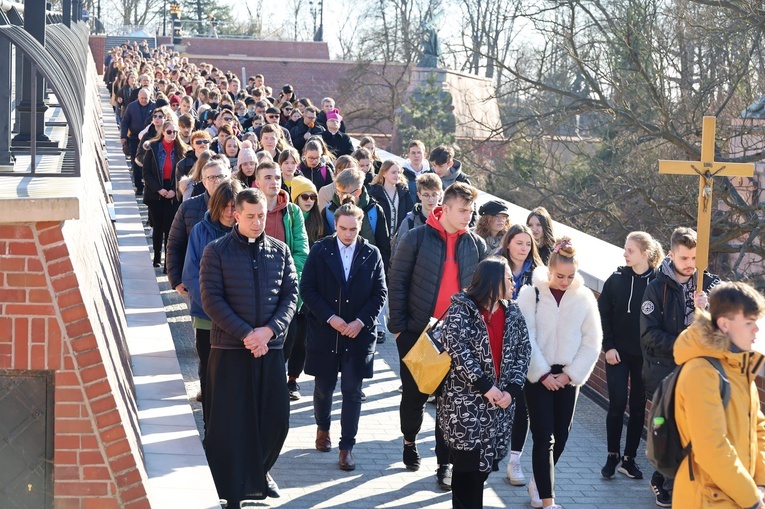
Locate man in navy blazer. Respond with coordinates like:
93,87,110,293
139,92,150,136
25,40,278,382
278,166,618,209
300,203,387,471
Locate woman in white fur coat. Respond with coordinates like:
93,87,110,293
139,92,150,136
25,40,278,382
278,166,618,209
517,237,602,509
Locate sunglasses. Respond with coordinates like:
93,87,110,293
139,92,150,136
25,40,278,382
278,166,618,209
165,130,176,135
267,114,279,119
194,139,211,145
222,117,234,122
283,107,293,111
299,193,317,201
153,114,165,118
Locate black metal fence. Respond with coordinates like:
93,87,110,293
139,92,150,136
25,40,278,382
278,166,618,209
0,0,91,177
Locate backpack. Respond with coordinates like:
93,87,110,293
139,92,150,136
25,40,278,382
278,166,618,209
325,204,378,234
646,356,730,479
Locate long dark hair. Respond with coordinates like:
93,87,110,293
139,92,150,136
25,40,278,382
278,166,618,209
527,207,555,250
501,224,543,271
465,256,511,310
294,194,324,244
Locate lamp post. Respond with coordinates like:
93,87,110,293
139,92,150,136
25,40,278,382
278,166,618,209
162,0,167,36
309,0,323,41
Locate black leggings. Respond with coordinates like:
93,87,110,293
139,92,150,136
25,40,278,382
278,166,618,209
451,470,489,509
605,352,645,458
146,199,177,265
525,381,579,500
510,383,529,451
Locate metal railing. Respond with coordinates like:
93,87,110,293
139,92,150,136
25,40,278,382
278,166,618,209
0,0,89,176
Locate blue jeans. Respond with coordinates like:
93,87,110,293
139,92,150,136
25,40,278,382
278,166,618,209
313,352,364,451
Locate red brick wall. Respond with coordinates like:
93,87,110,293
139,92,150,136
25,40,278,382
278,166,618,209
157,36,330,60
0,57,150,508
89,36,106,75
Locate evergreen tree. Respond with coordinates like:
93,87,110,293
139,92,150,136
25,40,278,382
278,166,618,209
396,72,456,152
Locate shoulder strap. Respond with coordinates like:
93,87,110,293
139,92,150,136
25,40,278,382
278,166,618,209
703,356,731,408
407,215,415,230
325,206,336,234
368,205,378,232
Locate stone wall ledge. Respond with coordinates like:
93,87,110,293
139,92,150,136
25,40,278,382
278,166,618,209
0,176,80,222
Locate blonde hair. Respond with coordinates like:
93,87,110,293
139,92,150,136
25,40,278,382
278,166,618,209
371,160,407,186
548,236,577,268
626,231,665,269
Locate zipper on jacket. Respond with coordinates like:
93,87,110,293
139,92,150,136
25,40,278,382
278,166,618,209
627,275,635,313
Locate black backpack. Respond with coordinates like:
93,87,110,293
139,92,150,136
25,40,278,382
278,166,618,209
646,356,730,479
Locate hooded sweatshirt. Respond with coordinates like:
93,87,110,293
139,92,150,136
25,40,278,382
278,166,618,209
598,265,659,355
265,189,289,242
673,312,765,509
660,257,697,327
437,160,470,189
427,206,466,318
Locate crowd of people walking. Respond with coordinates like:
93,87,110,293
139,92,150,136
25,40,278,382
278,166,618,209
106,42,765,509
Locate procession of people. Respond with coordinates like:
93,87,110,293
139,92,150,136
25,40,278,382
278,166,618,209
106,42,765,509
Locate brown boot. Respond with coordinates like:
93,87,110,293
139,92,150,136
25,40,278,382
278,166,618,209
315,429,331,452
339,449,356,471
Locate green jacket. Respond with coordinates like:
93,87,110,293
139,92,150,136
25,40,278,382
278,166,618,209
282,199,309,308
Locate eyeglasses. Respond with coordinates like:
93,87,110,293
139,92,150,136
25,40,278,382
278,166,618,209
305,156,320,162
299,193,317,201
194,139,211,145
164,130,176,135
420,193,440,200
338,188,359,197
204,174,226,182
153,114,165,118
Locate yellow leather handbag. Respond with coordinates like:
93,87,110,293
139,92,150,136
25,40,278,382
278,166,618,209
402,312,451,394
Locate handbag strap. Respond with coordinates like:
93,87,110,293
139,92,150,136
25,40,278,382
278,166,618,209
431,306,451,329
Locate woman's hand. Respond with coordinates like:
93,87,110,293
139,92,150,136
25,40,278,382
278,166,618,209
541,375,564,391
554,373,571,386
484,386,503,407
165,189,175,199
605,349,621,365
496,391,513,409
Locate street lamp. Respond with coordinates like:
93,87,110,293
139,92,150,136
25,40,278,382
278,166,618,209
308,0,323,41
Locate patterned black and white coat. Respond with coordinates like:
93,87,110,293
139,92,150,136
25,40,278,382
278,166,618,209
437,292,531,473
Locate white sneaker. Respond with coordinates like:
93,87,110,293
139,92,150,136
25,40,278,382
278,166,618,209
543,505,562,509
507,456,526,486
528,477,542,508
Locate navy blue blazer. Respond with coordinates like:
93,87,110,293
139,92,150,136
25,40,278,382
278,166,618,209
300,235,387,379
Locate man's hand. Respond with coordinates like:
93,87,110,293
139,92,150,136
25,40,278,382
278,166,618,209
243,327,273,352
165,190,176,199
344,319,364,338
605,349,621,365
175,284,188,296
304,131,312,140
329,315,348,334
694,291,708,309
121,138,127,145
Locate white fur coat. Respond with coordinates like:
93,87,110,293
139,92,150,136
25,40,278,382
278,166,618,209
517,266,603,385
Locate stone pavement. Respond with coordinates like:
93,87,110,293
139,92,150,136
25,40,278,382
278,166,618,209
147,246,657,509
115,107,657,509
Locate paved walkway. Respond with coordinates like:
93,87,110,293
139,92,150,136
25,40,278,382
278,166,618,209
108,98,657,509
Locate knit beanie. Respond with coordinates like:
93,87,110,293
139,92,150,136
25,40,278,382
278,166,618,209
238,140,258,167
290,175,318,203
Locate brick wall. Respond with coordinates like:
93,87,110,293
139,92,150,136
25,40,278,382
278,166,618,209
0,54,150,508
157,36,330,60
89,35,105,75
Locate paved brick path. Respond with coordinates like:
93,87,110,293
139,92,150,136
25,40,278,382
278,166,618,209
118,107,657,509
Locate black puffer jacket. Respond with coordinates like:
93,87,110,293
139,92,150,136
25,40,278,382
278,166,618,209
166,192,209,289
388,214,489,334
598,265,658,356
640,258,720,394
199,228,298,350
175,150,197,182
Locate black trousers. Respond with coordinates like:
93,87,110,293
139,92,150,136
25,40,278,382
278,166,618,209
204,347,289,506
451,470,490,509
145,199,178,265
525,381,579,500
313,351,364,451
195,327,211,427
286,312,307,379
127,138,142,193
510,382,529,451
396,330,449,464
605,352,645,458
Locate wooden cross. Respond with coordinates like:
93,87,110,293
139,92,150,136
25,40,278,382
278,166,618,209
659,116,754,290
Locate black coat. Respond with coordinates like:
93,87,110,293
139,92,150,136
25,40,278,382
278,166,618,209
142,140,185,204
316,110,347,132
640,260,720,394
321,130,354,158
300,236,387,379
166,192,209,289
298,162,334,191
367,183,415,238
290,122,326,152
388,221,489,334
598,265,658,357
200,229,298,350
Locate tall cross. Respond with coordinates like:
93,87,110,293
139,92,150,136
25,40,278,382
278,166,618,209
658,116,754,290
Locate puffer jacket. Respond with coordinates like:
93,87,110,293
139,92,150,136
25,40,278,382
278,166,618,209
517,266,602,385
181,211,232,320
598,265,658,356
640,257,720,394
166,192,209,289
199,228,297,350
401,160,431,204
388,209,489,334
437,293,531,473
673,312,765,509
